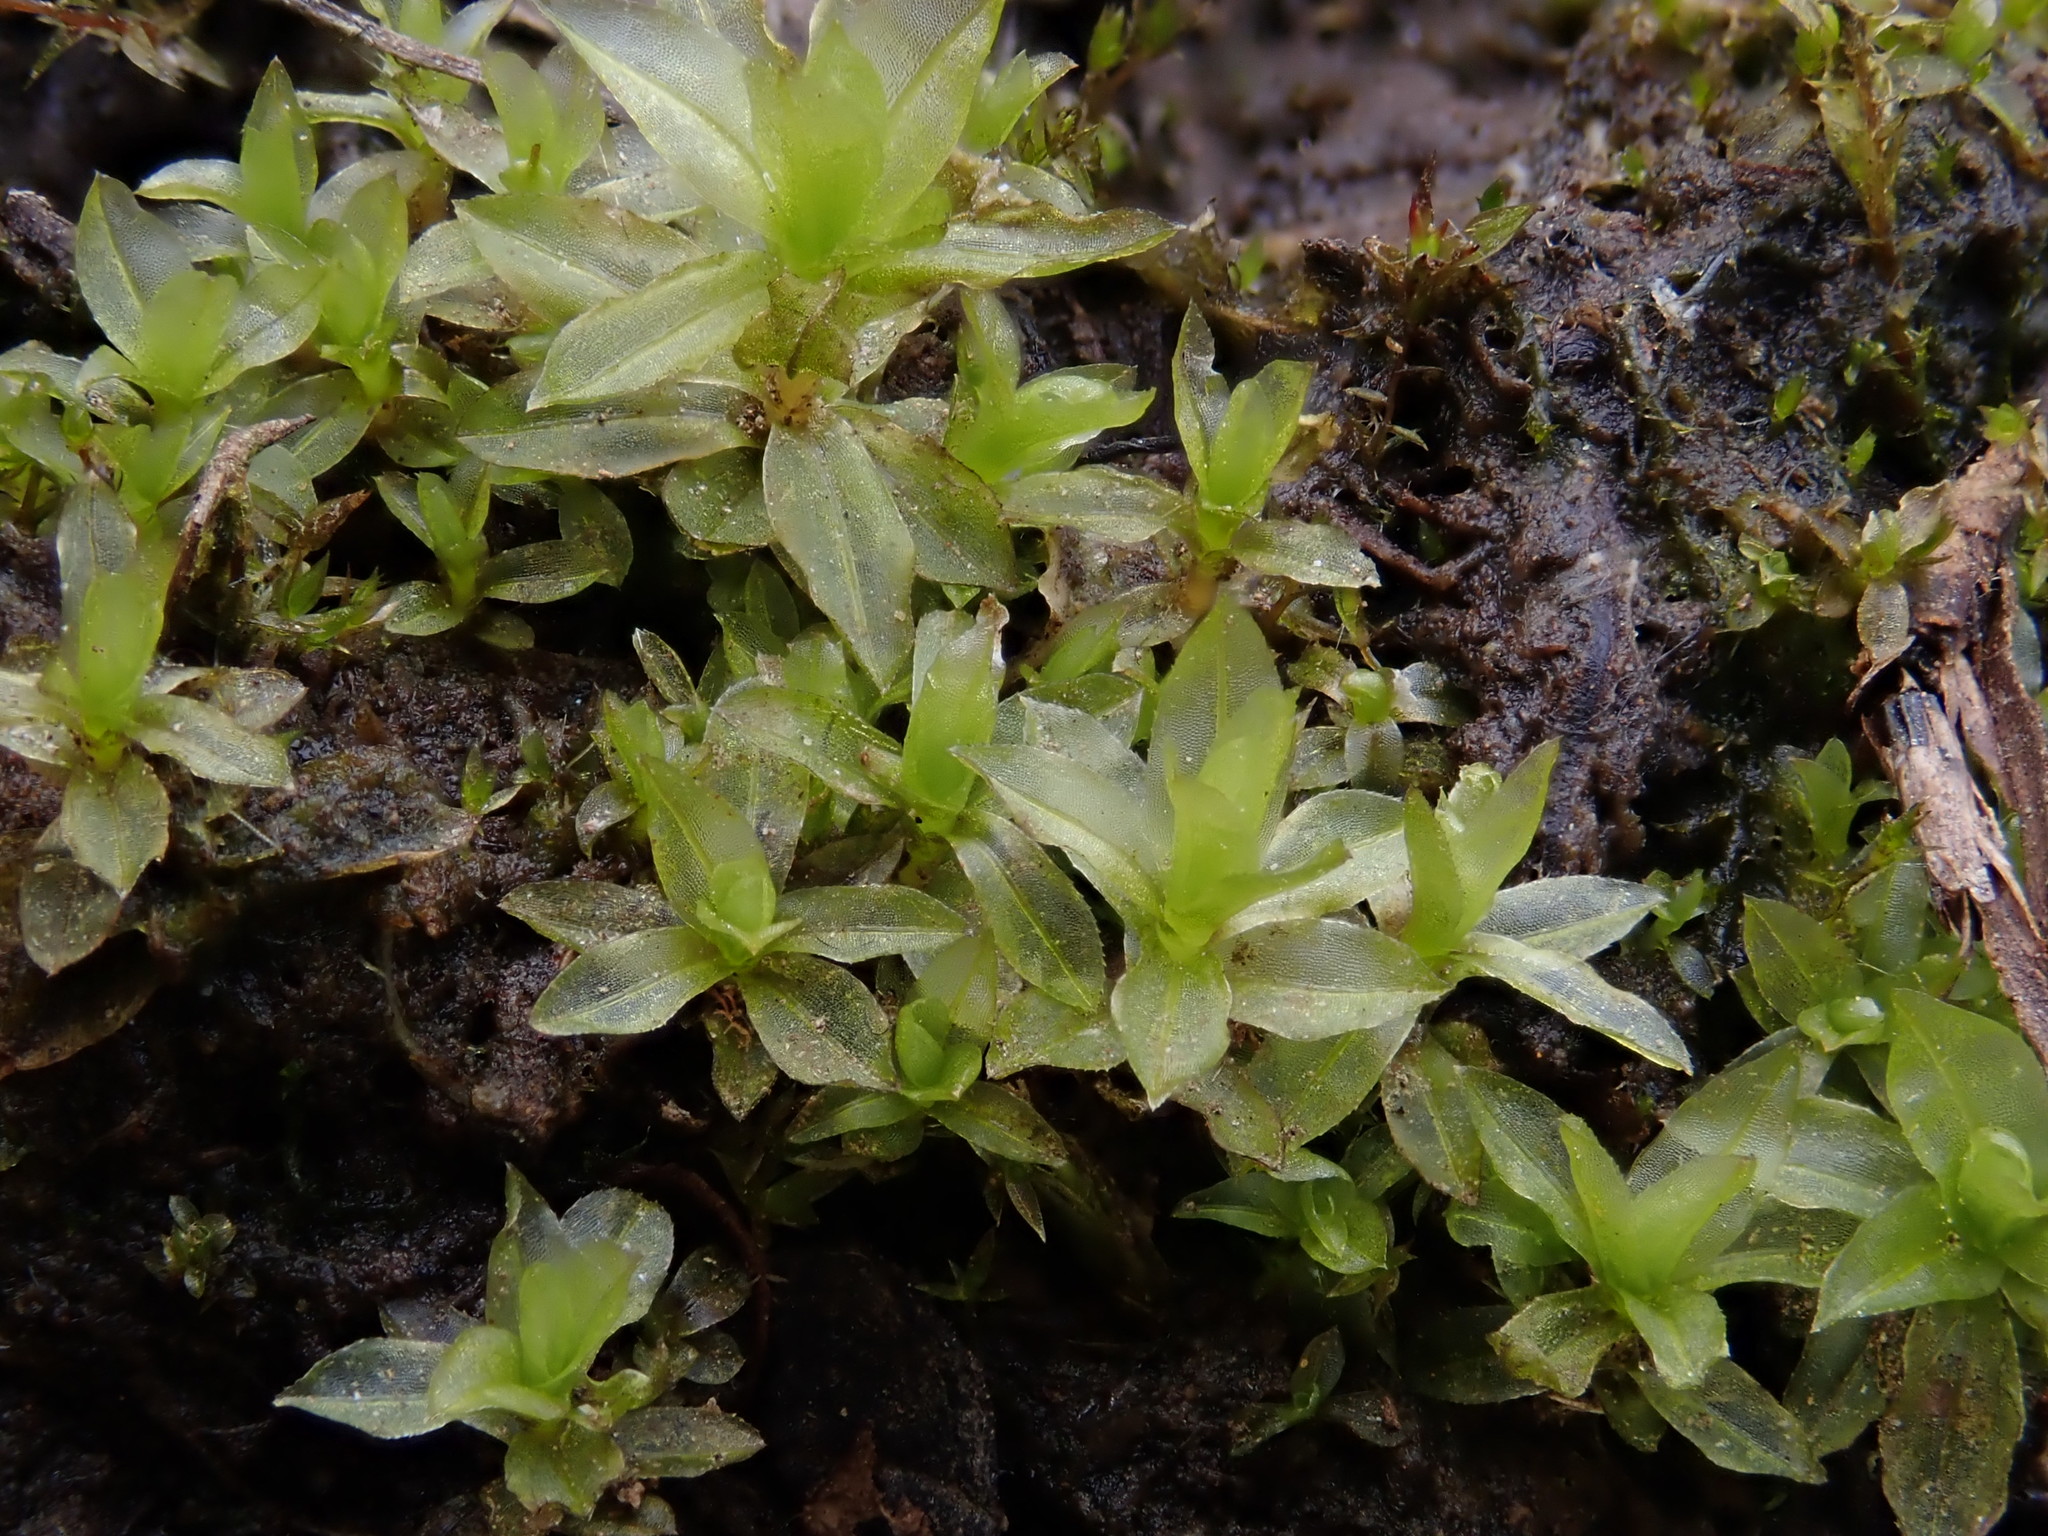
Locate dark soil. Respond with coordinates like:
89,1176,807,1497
5,0,2048,1532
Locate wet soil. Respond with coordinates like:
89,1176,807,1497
6,0,2048,1532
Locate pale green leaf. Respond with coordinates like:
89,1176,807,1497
530,925,732,1035
1458,931,1693,1070
1880,1298,2024,1536
775,883,965,961
997,466,1182,541
461,378,752,476
501,880,677,952
532,250,773,407
762,413,916,686
987,986,1122,1076
1112,942,1231,1103
1224,917,1443,1040
1229,520,1378,588
712,682,903,804
60,756,169,895
950,809,1106,1010
1887,990,2048,1193
1814,1181,2003,1327
738,951,893,1088
1464,1067,1589,1253
1490,1288,1628,1397
843,407,1015,588
17,854,123,975
615,1404,765,1478
930,1079,1067,1166
851,204,1174,290
274,1338,451,1438
1474,876,1662,959
129,694,291,787
542,0,767,228
456,192,701,324
1635,1359,1824,1483
76,177,190,359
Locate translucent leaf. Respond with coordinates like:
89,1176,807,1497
1225,917,1444,1041
1383,1035,1483,1201
1784,1319,1883,1456
1814,1180,2003,1327
1779,1093,1919,1218
998,466,1181,541
615,1404,765,1478
962,49,1071,153
738,952,893,1088
1698,1201,1858,1288
129,694,291,787
1112,944,1231,1104
843,407,1015,587
852,204,1174,290
1887,990,2048,1193
504,1418,624,1518
206,264,323,391
1458,931,1693,1070
1439,740,1557,932
1229,789,1406,934
274,1337,451,1438
1474,876,1662,959
1229,520,1378,588
1464,1068,1589,1254
1176,1171,1295,1238
503,880,678,951
930,1079,1066,1166
775,884,965,961
542,0,767,228
461,378,751,476
559,1186,675,1328
18,854,122,975
1742,896,1857,1025
987,986,1122,1076
1444,1176,1576,1268
712,682,903,804
662,1245,750,1332
479,536,614,604
1490,1288,1628,1397
849,0,1001,226
762,413,916,686
951,810,1105,1011
532,250,773,407
60,756,169,896
456,191,701,324
529,925,732,1036
1879,1298,2024,1536
665,449,770,547
1247,1030,1407,1150
380,581,467,637
1615,1288,1728,1390
1149,594,1279,785
202,667,307,731
1173,1059,1285,1165
1634,1359,1824,1483
959,741,1161,926
1631,1043,1801,1192
138,157,244,206
75,177,190,359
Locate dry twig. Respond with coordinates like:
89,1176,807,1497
255,0,485,82
172,415,315,598
1860,438,2048,1065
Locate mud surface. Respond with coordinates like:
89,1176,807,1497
5,0,2048,1532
